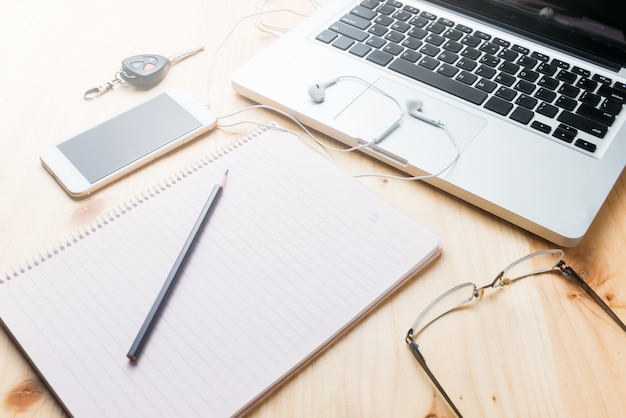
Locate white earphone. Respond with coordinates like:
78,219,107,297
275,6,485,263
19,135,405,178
308,79,441,127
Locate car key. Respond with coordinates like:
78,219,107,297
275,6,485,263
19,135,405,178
84,46,204,100
120,46,205,89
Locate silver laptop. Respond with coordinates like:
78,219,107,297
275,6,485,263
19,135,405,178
232,0,626,247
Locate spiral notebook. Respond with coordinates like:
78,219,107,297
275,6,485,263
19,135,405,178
0,123,440,417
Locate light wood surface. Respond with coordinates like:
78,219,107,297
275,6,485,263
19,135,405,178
1,1,624,417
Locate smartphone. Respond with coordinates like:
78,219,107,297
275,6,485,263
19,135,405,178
40,89,217,197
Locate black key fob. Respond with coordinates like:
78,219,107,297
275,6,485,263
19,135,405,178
120,54,171,89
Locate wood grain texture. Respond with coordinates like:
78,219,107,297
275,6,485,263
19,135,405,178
1,1,624,417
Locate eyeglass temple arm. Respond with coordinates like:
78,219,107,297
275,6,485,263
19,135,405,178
406,331,464,418
558,261,626,333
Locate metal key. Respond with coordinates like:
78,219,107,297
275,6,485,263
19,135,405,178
84,46,204,100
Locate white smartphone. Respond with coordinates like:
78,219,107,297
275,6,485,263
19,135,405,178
40,89,217,197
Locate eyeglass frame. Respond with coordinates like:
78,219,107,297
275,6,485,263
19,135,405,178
405,249,626,418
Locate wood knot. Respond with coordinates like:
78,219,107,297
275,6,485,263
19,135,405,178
3,378,44,413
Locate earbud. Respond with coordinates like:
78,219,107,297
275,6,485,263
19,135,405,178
308,79,338,103
406,98,442,126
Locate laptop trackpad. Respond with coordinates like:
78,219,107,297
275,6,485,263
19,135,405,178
333,77,486,174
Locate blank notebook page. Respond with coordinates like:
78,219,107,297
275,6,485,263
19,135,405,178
0,124,440,417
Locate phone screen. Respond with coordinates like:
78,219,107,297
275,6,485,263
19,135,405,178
57,94,202,183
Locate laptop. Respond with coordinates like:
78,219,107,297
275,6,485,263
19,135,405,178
232,0,626,247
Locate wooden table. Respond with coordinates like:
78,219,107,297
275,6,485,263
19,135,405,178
1,1,624,417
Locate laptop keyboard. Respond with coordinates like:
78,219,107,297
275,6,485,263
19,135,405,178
315,0,626,155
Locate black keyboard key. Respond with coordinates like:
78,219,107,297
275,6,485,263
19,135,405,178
360,0,379,9
518,68,539,82
576,78,598,91
383,43,404,55
479,54,500,68
512,44,530,55
438,17,455,27
377,3,396,15
456,57,477,71
575,139,597,153
401,49,422,62
614,82,626,93
531,120,552,133
537,102,559,118
410,16,429,28
495,86,517,101
598,84,626,103
552,124,577,143
402,36,423,50
479,42,499,55
474,31,491,40
538,76,559,90
442,40,463,53
420,11,438,20
367,49,394,66
518,55,538,68
456,71,478,85
577,103,615,126
531,51,550,62
385,30,405,43
461,47,481,60
330,21,369,41
419,44,440,57
600,99,623,115
558,84,580,98
418,56,440,70
393,10,413,22
438,51,459,64
408,27,428,39
572,66,591,78
557,111,608,138
515,94,538,109
349,43,372,57
592,74,612,85
579,91,601,106
391,21,411,33
403,5,420,14
369,24,389,37
555,96,577,111
444,28,464,41
333,36,355,50
427,22,447,34
485,96,513,115
535,88,557,103
475,65,496,79
551,59,570,69
556,70,577,84
461,35,481,47
389,58,488,104
537,62,557,76
366,36,386,48
437,63,459,77
351,5,377,20
510,106,534,124
514,80,536,95
455,24,473,33
341,13,372,30
316,30,338,44
498,49,519,62
495,72,516,87
493,38,511,48
499,61,520,75
476,78,497,93
375,15,394,26
425,33,445,46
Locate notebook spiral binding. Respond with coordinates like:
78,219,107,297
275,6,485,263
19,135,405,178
1,123,273,284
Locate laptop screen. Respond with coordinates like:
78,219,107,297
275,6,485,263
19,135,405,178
426,0,626,71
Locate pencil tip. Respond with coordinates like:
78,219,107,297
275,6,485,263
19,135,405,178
224,169,229,176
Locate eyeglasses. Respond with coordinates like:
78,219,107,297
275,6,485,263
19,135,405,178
405,249,626,418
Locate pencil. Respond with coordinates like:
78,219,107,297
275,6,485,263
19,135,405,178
127,170,229,362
